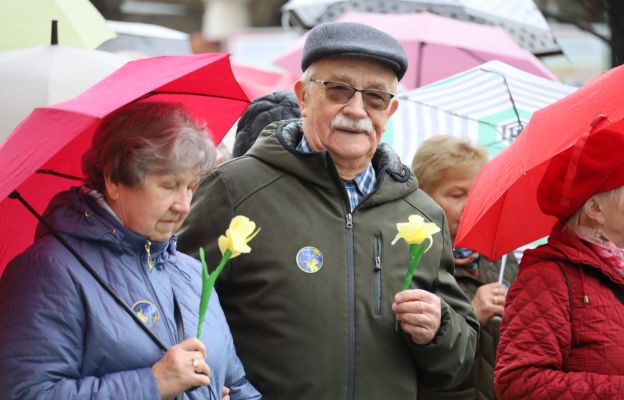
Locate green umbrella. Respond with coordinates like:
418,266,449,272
0,0,116,51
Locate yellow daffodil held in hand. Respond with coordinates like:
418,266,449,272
391,214,440,247
197,215,260,337
218,215,260,258
392,215,441,332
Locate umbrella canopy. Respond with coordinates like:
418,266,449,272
231,64,297,99
274,12,556,89
98,20,192,57
455,64,624,260
0,0,116,51
0,53,250,273
281,0,561,56
385,60,576,162
0,45,129,142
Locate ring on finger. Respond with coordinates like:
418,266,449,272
192,358,200,371
493,287,499,295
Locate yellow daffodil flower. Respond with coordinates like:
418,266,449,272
392,215,441,332
218,215,261,258
391,214,440,247
197,215,260,337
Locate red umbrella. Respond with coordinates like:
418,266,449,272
455,64,624,261
0,53,250,273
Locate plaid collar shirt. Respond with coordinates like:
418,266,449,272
297,136,376,211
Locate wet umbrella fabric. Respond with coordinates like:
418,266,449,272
280,0,561,56
274,12,556,89
0,53,250,273
1,0,115,51
385,60,576,162
231,64,298,100
455,64,624,261
0,45,129,142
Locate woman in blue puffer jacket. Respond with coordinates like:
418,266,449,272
0,102,260,400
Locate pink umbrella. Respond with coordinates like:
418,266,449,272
274,12,556,88
231,63,297,99
0,53,250,273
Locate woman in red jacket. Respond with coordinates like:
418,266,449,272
494,128,624,399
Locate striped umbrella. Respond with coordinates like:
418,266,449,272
385,60,577,163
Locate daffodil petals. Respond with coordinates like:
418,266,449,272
392,214,441,246
219,215,261,258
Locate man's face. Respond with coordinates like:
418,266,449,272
295,57,399,168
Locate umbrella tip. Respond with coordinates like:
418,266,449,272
51,20,58,45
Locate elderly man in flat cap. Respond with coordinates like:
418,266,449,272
179,22,478,399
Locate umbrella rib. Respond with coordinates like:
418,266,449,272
135,90,249,103
479,68,524,132
36,169,82,181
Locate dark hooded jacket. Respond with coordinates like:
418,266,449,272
178,119,478,400
233,90,300,157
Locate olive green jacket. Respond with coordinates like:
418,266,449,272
178,120,478,400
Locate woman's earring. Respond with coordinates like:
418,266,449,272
595,227,607,245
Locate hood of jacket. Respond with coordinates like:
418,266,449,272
246,118,417,207
34,187,176,264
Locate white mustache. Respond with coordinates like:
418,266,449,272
330,114,374,134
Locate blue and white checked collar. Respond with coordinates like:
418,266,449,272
296,135,376,211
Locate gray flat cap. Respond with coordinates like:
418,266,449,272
301,22,408,80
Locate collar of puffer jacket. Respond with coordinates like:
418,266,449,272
36,187,177,264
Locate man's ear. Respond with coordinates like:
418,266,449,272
294,80,308,118
387,98,399,118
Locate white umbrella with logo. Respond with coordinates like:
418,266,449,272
384,60,576,163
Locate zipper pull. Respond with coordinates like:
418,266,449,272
346,213,353,229
145,240,153,272
375,256,381,271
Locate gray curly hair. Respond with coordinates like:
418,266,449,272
82,101,216,192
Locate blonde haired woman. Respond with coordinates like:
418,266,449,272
412,135,518,400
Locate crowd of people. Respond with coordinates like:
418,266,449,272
0,18,623,400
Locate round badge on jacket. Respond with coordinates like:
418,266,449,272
296,246,324,273
132,300,160,327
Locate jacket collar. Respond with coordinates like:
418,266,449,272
522,222,624,286
37,187,176,263
247,119,417,207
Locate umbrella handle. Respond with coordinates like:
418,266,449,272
498,254,508,284
9,190,169,352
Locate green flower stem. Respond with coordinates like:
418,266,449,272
395,243,426,332
197,247,232,338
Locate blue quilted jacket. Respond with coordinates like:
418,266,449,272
0,187,260,400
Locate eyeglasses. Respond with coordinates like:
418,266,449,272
308,79,394,111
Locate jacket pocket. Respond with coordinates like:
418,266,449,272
373,235,382,316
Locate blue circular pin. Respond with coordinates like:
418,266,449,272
132,300,160,327
296,246,324,273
